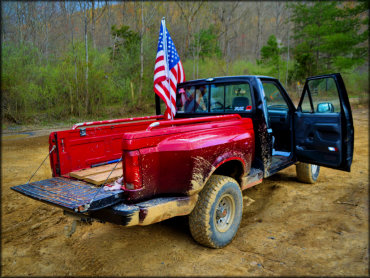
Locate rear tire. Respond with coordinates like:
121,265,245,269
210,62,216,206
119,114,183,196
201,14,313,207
296,163,320,184
189,175,243,248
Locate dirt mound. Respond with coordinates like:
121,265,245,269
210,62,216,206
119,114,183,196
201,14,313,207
1,108,368,276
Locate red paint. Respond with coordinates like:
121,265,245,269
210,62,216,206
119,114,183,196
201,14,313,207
49,116,165,176
49,114,255,203
122,116,254,201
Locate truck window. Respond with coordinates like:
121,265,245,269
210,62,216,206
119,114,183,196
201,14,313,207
262,82,288,110
177,82,252,114
195,85,209,113
176,85,196,113
309,77,340,113
300,77,340,113
176,84,210,113
210,83,252,113
225,84,252,112
210,84,224,112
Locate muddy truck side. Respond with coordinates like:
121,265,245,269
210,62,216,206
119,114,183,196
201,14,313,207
11,73,354,248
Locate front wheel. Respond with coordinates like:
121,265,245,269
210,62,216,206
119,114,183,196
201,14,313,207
296,163,320,184
189,175,243,248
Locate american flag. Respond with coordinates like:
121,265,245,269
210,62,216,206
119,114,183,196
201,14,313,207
154,19,185,119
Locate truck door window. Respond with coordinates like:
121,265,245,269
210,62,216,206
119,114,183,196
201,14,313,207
262,82,288,110
300,77,340,113
300,89,312,112
225,83,252,112
310,77,339,113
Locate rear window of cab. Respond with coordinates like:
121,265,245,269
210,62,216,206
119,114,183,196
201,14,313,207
176,83,253,114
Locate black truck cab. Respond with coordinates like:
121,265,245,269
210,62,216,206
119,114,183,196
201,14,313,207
155,73,354,179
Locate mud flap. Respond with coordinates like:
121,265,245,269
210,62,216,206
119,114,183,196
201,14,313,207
11,177,123,212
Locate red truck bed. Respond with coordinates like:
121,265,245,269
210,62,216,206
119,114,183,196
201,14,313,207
12,114,253,214
49,115,164,176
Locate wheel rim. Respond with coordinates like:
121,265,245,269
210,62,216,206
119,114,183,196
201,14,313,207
311,164,320,180
311,164,318,174
214,194,235,233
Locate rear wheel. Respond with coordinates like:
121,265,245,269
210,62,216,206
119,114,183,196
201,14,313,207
296,163,320,184
189,175,243,248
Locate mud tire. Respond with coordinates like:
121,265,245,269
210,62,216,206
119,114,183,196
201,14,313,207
189,175,243,248
296,163,320,184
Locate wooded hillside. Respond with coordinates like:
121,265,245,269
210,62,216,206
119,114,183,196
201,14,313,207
2,1,368,124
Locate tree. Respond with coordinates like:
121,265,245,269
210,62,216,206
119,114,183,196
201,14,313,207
211,2,247,73
289,1,368,81
78,1,90,114
190,25,222,60
110,25,140,102
254,1,268,60
258,35,286,79
138,1,156,100
176,2,204,55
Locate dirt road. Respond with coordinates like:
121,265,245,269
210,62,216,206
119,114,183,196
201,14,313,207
1,108,368,276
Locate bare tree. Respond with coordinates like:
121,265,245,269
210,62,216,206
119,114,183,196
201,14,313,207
254,1,268,60
39,2,57,60
176,2,204,53
15,2,24,45
90,0,107,49
212,2,247,73
272,2,287,40
79,1,90,114
138,1,157,99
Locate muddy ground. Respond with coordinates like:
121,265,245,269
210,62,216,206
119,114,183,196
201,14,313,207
1,108,368,276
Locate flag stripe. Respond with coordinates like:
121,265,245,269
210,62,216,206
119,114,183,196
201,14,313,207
153,20,185,120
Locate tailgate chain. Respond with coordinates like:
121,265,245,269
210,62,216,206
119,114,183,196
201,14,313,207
27,145,56,184
84,158,122,211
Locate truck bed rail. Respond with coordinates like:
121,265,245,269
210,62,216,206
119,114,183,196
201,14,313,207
72,115,164,130
146,114,242,131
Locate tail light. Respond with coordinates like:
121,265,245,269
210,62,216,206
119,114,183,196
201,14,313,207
122,150,142,190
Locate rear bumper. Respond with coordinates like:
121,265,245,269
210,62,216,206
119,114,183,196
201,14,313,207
87,195,198,227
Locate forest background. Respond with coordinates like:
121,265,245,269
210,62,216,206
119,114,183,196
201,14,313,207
1,1,368,126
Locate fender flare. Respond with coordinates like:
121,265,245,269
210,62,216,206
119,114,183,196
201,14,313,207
188,152,250,195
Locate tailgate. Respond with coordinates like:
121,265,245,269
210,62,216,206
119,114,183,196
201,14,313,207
11,177,123,212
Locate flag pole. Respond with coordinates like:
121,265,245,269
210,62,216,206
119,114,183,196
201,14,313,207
162,17,173,120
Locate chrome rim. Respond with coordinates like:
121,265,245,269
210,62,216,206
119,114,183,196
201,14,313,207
214,194,235,232
311,164,318,174
311,164,320,180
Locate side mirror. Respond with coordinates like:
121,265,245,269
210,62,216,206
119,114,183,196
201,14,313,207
317,102,334,113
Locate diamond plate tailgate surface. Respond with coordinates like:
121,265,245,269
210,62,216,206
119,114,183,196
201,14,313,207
11,177,123,212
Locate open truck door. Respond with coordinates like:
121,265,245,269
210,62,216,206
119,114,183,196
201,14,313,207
294,73,354,171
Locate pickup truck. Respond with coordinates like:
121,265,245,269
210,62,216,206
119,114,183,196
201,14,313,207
11,73,354,248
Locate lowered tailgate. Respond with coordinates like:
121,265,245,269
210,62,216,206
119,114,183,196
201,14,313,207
11,177,123,212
